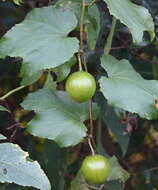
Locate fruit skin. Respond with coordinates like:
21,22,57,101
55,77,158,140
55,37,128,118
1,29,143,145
81,154,110,184
65,71,96,103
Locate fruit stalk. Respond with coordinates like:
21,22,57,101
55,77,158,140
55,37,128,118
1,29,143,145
89,99,97,154
88,137,95,156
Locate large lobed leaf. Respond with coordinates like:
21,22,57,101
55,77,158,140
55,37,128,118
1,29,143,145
0,6,79,83
21,89,99,147
86,5,100,50
99,55,158,120
104,0,155,42
0,143,51,190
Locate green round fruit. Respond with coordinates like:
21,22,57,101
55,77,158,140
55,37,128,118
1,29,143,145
81,154,110,184
65,71,96,103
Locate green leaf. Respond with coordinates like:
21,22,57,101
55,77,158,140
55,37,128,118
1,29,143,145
70,170,89,190
0,106,9,112
44,73,57,91
56,0,91,6
13,0,23,5
0,7,79,81
104,0,155,42
108,156,129,182
20,70,42,86
0,183,25,190
99,55,158,119
56,0,82,25
21,89,99,147
28,139,68,190
103,110,129,156
0,143,51,190
0,134,6,140
95,93,129,156
105,181,122,190
86,5,100,50
53,56,76,82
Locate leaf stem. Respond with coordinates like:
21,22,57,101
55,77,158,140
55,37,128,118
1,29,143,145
104,17,117,55
0,85,26,100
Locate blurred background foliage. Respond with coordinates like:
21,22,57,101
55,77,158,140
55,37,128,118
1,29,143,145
0,0,158,189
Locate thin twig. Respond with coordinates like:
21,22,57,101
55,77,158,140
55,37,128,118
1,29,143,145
88,137,95,156
6,123,19,130
85,183,99,189
89,99,98,153
89,100,94,136
0,85,26,100
80,0,86,53
111,46,126,50
99,184,105,190
145,166,158,172
104,17,117,55
89,0,97,6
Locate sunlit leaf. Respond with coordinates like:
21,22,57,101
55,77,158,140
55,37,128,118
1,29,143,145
104,0,155,42
99,55,158,119
21,89,99,147
0,7,79,83
0,143,51,190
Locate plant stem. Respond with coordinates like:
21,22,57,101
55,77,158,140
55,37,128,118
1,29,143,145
104,17,117,55
88,99,97,155
152,61,158,80
78,53,83,71
89,0,96,6
83,53,88,72
80,0,86,53
0,85,26,100
145,166,158,172
85,183,99,190
89,100,96,147
89,99,94,136
99,184,105,190
88,137,95,156
79,0,88,71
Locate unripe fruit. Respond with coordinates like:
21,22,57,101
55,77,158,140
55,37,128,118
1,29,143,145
65,71,96,103
81,154,110,184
